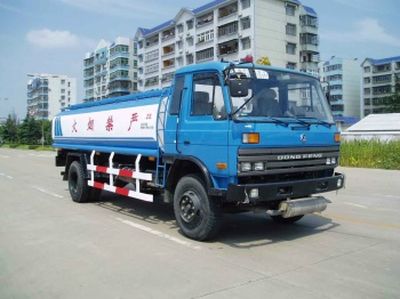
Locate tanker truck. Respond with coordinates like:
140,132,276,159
53,61,344,241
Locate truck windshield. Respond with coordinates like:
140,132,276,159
229,68,334,124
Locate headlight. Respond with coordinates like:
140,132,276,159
254,162,264,171
326,157,337,165
240,162,252,172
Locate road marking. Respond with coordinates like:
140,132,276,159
0,173,13,180
343,202,368,209
116,217,202,250
32,186,64,198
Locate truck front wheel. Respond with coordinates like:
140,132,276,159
68,161,91,203
173,175,221,241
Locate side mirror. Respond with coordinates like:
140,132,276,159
229,79,250,98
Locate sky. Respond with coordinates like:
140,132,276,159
0,0,399,119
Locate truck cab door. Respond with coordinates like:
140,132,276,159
176,72,230,185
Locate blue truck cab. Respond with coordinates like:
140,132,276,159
54,61,344,241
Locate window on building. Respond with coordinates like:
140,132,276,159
286,4,296,16
218,2,238,19
68,82,71,87
145,49,159,62
373,74,392,84
218,21,238,37
286,62,297,70
191,72,226,120
61,95,65,100
170,76,185,115
373,85,392,95
364,88,371,94
186,54,194,65
177,24,184,33
364,98,371,105
218,40,239,56
187,19,194,30
196,47,214,62
197,12,214,27
61,89,65,93
286,23,297,36
286,43,296,55
197,30,214,44
145,63,159,74
364,77,371,84
187,36,194,46
241,0,250,9
374,64,391,73
241,17,251,30
61,79,66,84
241,37,251,50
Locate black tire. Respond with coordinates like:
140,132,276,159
270,215,304,224
68,161,91,203
173,175,221,241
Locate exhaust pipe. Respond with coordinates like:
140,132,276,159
279,196,331,218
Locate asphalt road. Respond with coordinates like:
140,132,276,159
1,148,400,299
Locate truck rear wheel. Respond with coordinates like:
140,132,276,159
68,161,91,203
173,175,221,241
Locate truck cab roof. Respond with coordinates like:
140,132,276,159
175,61,317,79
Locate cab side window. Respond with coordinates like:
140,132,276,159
169,76,185,115
191,73,227,120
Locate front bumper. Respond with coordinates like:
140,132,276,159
226,172,344,203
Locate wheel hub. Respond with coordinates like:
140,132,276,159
179,191,200,223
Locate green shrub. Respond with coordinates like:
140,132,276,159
340,140,400,170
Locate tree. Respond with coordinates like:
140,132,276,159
256,56,271,66
18,115,41,145
1,114,18,143
386,80,400,113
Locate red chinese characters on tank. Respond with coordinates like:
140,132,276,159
72,120,78,133
87,118,94,131
128,112,139,131
106,116,114,132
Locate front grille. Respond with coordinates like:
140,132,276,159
238,146,340,177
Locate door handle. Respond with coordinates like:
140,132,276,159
184,140,190,145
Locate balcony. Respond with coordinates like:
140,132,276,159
162,44,175,57
196,12,214,28
162,58,175,70
109,64,130,71
218,39,239,57
110,51,130,59
373,64,392,73
161,29,175,42
218,2,238,19
218,21,239,38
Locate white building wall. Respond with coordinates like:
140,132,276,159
342,59,361,118
27,74,77,120
254,0,297,67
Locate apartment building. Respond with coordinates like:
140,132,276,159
321,57,361,118
83,37,138,102
361,56,400,117
135,0,320,91
27,74,77,120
